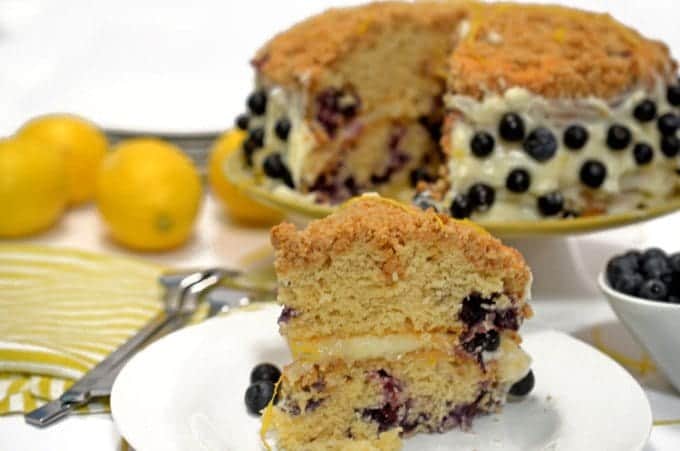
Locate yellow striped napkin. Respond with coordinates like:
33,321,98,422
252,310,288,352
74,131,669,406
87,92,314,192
0,244,172,415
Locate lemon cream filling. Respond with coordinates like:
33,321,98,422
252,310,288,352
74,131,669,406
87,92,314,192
289,333,447,362
289,333,530,384
443,83,680,220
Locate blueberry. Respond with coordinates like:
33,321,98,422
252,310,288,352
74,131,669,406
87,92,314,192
606,124,632,150
669,253,680,272
668,84,680,106
606,255,639,285
468,183,496,212
450,194,473,218
633,100,657,122
509,370,535,397
410,168,434,187
523,127,558,162
537,192,564,216
235,113,250,131
250,363,281,384
494,309,519,330
413,192,437,211
661,135,680,158
638,279,668,301
563,125,589,150
658,113,679,136
506,168,531,193
642,257,671,279
250,127,265,148
275,118,291,141
470,132,495,158
247,90,267,115
662,272,675,287
613,272,644,296
642,247,667,261
623,250,643,266
463,331,500,353
485,330,500,352
579,160,607,188
263,153,294,188
245,381,276,415
419,115,443,142
242,138,259,166
633,143,654,165
459,293,493,326
499,113,525,142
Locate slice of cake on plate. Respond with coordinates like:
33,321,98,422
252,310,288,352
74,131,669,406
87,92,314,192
262,195,533,450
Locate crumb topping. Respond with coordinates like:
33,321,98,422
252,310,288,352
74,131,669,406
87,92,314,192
270,195,531,297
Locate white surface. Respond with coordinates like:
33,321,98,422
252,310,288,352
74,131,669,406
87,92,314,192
111,304,652,451
0,0,365,136
600,273,680,393
1,0,679,136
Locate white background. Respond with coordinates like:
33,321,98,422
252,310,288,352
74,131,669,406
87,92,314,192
1,1,680,450
0,0,679,135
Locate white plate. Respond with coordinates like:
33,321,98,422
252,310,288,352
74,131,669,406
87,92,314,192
111,304,652,451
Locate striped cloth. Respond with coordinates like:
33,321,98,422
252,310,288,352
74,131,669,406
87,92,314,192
0,244,169,415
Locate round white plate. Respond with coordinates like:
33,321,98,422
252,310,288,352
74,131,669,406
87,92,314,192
111,304,652,451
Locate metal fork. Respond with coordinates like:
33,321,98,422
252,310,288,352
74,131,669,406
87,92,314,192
25,268,221,427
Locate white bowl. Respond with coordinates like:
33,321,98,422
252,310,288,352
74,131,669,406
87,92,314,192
599,272,680,392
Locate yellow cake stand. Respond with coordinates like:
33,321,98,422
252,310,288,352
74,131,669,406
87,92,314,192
225,151,680,237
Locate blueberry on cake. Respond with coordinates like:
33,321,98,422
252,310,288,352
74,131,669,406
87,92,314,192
262,195,533,449
234,1,680,221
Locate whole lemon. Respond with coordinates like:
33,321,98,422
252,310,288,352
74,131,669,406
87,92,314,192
96,138,202,251
0,136,68,237
208,129,283,225
18,114,108,206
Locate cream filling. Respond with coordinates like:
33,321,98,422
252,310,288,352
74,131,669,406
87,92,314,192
444,83,679,219
289,333,531,384
289,333,446,362
248,84,315,188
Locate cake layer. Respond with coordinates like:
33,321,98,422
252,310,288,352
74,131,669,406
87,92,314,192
271,196,531,341
267,348,529,450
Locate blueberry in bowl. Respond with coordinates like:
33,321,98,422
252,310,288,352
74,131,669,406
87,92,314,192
599,248,680,392
605,248,680,302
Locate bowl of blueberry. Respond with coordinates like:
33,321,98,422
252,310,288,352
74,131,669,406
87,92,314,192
599,247,680,392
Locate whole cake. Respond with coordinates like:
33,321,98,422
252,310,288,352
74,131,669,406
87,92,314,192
262,195,533,449
235,1,680,221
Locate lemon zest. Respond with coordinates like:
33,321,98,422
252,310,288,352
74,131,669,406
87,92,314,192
653,418,680,427
259,378,282,450
591,327,656,375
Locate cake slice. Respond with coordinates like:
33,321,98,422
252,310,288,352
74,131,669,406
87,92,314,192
264,195,533,449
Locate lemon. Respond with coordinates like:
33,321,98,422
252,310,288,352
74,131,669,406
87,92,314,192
96,138,202,251
0,136,68,237
208,129,283,225
18,114,108,206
